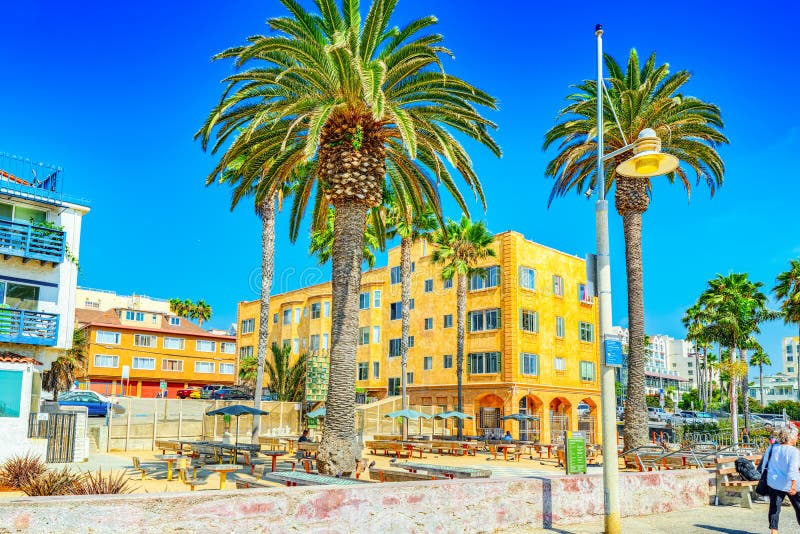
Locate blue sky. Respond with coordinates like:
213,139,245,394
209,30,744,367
2,1,797,376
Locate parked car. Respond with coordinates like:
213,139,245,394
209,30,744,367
669,411,700,424
176,387,201,399
200,384,225,399
210,388,250,400
695,412,718,425
647,407,668,422
577,402,590,416
57,391,125,417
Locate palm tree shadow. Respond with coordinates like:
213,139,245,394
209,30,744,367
692,526,756,534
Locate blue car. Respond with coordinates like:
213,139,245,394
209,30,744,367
58,391,125,417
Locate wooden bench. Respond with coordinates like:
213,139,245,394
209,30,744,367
178,468,208,491
365,440,412,458
368,467,448,483
373,434,402,441
288,458,315,474
489,444,523,462
236,479,271,489
155,440,181,455
131,456,148,480
715,455,761,508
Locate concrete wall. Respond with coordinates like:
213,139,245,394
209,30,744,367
0,470,708,533
0,361,47,462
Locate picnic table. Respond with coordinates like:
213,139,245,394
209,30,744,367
264,471,371,487
154,453,182,481
297,442,319,457
259,450,286,472
394,462,491,479
205,464,243,490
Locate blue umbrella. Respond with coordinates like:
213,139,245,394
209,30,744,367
434,411,474,420
206,405,270,458
305,407,326,418
500,413,538,421
384,409,432,420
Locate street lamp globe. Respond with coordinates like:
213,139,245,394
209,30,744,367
615,128,680,178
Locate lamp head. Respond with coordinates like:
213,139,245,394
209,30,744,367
615,129,679,178
584,188,595,199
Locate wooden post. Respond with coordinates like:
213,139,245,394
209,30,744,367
152,400,158,451
178,399,183,441
125,399,132,451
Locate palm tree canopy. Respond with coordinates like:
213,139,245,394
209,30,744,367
265,343,307,402
544,49,728,206
774,258,800,325
749,349,771,368
430,215,496,281
384,184,439,242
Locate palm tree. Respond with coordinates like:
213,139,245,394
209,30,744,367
238,355,258,388
749,348,771,407
431,216,496,439
774,258,800,400
168,298,186,317
544,50,727,450
194,300,212,327
309,207,382,268
42,328,88,397
265,343,307,402
706,351,719,406
196,0,499,475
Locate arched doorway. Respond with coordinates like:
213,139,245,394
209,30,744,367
549,397,572,444
578,397,598,444
475,393,504,439
518,395,543,442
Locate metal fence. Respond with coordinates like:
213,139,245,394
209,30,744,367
550,415,569,444
28,412,76,463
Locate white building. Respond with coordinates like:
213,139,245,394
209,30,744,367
75,287,171,314
0,154,89,461
749,372,798,404
782,336,800,376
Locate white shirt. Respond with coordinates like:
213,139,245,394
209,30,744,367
766,444,800,492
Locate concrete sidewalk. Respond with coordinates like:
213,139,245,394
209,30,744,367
509,504,774,534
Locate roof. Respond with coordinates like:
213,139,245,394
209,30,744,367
645,370,689,382
0,352,43,365
75,308,235,340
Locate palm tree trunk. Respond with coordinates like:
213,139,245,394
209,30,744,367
729,346,739,446
695,349,702,410
400,236,412,441
622,213,648,450
797,325,799,401
740,348,749,432
759,364,764,407
456,272,467,439
317,200,367,476
252,194,275,443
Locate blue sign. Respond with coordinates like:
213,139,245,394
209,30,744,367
604,337,623,367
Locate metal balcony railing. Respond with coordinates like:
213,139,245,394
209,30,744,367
0,308,59,346
0,219,65,264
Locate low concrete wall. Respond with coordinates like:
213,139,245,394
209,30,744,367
0,470,708,533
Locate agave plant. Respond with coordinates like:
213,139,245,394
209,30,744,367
71,469,135,495
0,454,47,489
19,467,81,497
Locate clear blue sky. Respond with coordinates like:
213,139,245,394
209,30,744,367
2,1,797,376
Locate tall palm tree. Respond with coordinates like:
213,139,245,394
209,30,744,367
265,343,307,402
168,298,185,317
544,50,727,450
309,207,382,268
238,355,258,388
194,300,212,327
749,348,771,407
42,328,88,397
774,258,800,400
706,351,718,406
431,216,496,439
197,0,499,475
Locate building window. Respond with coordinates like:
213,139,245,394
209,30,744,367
282,309,292,325
390,302,402,320
220,363,235,375
389,338,402,357
519,267,535,291
323,301,330,317
220,342,236,354
443,278,453,290
789,356,795,362
294,308,301,323
520,353,539,376
372,326,380,344
357,363,368,380
94,354,118,368
132,357,155,370
311,303,321,319
555,316,565,338
579,322,595,342
239,346,253,359
359,292,370,310
322,334,329,350
96,331,120,345
411,262,416,273
520,310,539,333
162,359,183,372
241,318,255,333
84,300,100,309
787,345,793,354
196,340,217,353
358,327,370,346
424,356,433,370
424,318,433,330
409,336,415,347
580,361,596,381
2,281,40,310
578,283,593,303
443,354,453,369
424,279,434,293
443,314,453,328
789,366,795,373
292,338,299,354
373,290,381,308
163,337,185,350
273,313,278,323
553,275,564,297
407,372,414,384
390,266,402,284
195,361,215,374
554,357,566,371
303,306,307,317
468,352,500,374
468,308,501,332
125,311,145,322
310,335,320,351
469,266,500,291
373,361,380,378
388,377,400,396
169,317,180,326
134,334,157,348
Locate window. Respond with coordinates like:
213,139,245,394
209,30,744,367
580,361,596,381
292,338,299,353
469,266,500,291
390,266,401,284
357,363,368,380
443,278,453,290
554,357,566,371
169,317,180,326
424,356,433,370
553,275,564,297
220,363,235,375
94,354,118,368
468,352,500,374
520,310,539,333
311,303,321,319
310,335,320,351
162,359,183,372
322,334,329,350
359,292,370,310
273,313,278,324
241,318,255,333
424,279,433,293
443,355,453,369
411,262,416,273
152,314,158,324
407,372,414,384
220,342,236,354
372,326,380,344
282,310,292,325
358,327,370,346
125,311,145,322
578,283,593,303
195,361,214,374
239,346,253,358
96,331,120,345
134,334,157,348
579,322,595,342
789,356,795,362
323,302,330,317
408,336,414,347
84,300,100,309
443,314,453,328
555,316,565,338
294,308,301,323
196,340,217,352
132,357,155,370
373,290,381,308
789,367,795,373
424,318,433,330
388,377,401,396
390,302,402,320
787,345,794,354
389,338,402,357
468,308,501,332
520,353,539,376
164,337,185,350
373,361,380,379
519,267,535,291
282,339,291,350
303,307,307,317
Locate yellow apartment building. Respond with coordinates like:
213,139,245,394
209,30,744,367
237,231,601,443
76,308,237,397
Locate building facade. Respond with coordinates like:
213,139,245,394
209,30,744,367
748,372,798,404
76,287,171,315
237,231,602,443
782,336,800,376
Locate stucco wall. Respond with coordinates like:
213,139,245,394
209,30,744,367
0,361,47,462
0,470,708,533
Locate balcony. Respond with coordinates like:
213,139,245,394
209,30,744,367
0,308,59,346
0,219,65,264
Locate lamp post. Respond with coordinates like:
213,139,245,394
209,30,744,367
593,24,679,534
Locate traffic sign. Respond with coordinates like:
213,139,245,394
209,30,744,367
604,336,623,366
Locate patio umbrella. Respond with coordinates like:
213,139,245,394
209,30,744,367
305,407,326,418
385,409,432,436
434,411,474,420
500,413,539,421
206,405,270,459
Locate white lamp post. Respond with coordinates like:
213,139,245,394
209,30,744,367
594,24,679,534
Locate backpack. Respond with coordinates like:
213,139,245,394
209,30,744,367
735,457,760,481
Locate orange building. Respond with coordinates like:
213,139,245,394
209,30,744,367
76,308,237,398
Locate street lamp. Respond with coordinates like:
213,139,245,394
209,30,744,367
593,24,679,534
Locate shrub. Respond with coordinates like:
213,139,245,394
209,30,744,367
19,467,81,496
71,469,134,495
0,454,48,489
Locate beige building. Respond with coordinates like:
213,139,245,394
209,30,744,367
76,287,171,314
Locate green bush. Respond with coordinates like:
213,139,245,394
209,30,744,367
762,400,800,420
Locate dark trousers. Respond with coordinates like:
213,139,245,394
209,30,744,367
768,487,800,530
